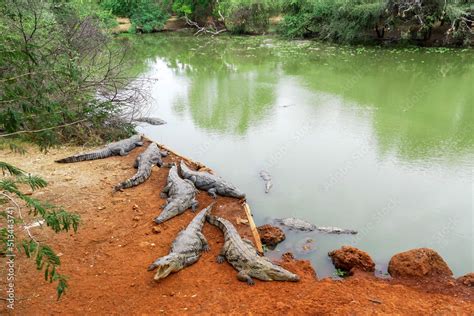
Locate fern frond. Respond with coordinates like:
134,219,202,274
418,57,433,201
0,161,25,176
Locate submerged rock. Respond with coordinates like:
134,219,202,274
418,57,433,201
328,246,375,274
457,273,474,287
388,248,453,278
257,224,285,248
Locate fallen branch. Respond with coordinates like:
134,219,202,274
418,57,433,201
243,202,264,254
0,119,87,138
184,15,227,36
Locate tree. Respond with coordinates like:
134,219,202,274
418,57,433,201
0,0,141,150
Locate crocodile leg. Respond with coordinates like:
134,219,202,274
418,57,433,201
191,199,199,212
237,270,255,285
198,232,210,251
208,188,217,199
216,247,226,263
160,183,171,198
133,156,141,168
118,148,128,156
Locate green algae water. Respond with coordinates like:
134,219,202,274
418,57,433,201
122,33,473,277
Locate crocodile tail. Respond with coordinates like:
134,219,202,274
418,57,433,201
179,160,193,178
55,148,112,163
113,178,133,191
113,168,151,191
191,203,214,227
206,214,227,232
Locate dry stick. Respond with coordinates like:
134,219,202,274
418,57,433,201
0,119,87,138
243,202,264,254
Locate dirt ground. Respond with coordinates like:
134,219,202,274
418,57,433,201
0,142,472,315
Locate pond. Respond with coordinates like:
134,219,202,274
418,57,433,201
122,33,473,278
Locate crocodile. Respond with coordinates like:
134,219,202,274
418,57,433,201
148,203,212,281
207,214,300,285
259,170,272,193
114,143,168,191
134,117,167,125
55,135,143,163
154,164,198,224
276,217,357,234
180,160,245,199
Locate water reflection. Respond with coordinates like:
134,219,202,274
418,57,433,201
124,34,473,160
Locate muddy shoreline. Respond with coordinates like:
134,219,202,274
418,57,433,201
0,142,472,314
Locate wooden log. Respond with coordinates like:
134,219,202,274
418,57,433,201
243,202,264,254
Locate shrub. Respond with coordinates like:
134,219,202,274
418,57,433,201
0,0,138,149
172,0,213,20
100,0,170,32
278,0,472,45
131,0,170,32
279,0,385,41
219,0,278,34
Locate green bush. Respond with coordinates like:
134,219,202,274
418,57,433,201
131,0,170,32
279,0,385,41
219,0,278,34
171,0,214,22
0,0,135,149
100,0,169,32
100,0,135,17
278,0,472,45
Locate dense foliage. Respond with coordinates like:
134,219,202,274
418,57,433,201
100,0,170,32
218,0,278,34
279,0,473,45
0,0,137,149
0,160,80,299
98,0,471,42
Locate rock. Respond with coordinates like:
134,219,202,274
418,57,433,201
388,248,453,278
328,246,375,274
457,273,474,287
257,224,285,247
132,216,140,221
152,227,161,234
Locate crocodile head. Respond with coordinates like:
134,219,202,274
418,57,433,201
263,265,300,282
147,254,183,281
132,134,144,144
227,187,246,199
154,202,180,224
